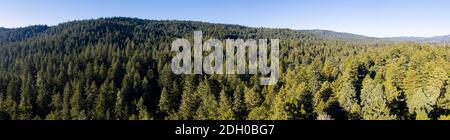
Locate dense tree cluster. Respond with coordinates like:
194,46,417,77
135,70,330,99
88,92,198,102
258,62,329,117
0,17,448,120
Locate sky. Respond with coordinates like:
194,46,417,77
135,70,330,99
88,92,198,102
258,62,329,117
0,0,449,37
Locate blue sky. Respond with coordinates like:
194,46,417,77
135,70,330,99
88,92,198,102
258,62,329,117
0,0,449,37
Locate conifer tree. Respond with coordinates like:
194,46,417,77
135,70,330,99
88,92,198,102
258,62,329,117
62,83,71,120
218,89,235,120
137,97,152,120
360,75,396,120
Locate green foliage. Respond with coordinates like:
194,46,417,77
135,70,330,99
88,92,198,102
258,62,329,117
0,17,448,120
114,90,129,120
338,81,361,119
233,84,247,120
270,82,314,120
313,81,335,119
195,80,219,120
218,89,235,120
360,75,396,120
244,86,262,110
158,88,171,113
136,97,152,120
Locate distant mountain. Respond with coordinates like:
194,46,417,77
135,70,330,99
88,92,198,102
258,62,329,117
386,35,450,44
301,29,373,40
300,29,386,44
302,29,450,44
384,36,425,42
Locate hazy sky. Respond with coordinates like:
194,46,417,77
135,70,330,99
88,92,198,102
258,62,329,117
1,0,449,37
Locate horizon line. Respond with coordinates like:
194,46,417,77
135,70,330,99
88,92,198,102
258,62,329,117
1,17,449,39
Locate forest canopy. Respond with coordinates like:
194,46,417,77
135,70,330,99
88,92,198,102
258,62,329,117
0,17,448,120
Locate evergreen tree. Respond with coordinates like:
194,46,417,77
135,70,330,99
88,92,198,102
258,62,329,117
62,83,71,120
85,82,98,118
158,88,171,114
137,97,152,120
233,84,246,120
270,83,312,120
70,81,84,120
114,90,128,120
36,70,50,117
218,89,235,120
94,82,108,120
177,76,199,120
360,76,396,120
47,93,62,120
195,80,219,120
244,86,262,110
18,73,34,120
313,81,333,117
338,80,361,120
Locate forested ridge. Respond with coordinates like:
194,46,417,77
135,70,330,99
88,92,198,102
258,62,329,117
0,17,449,120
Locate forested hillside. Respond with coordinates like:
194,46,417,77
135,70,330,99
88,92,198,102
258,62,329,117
0,17,448,120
